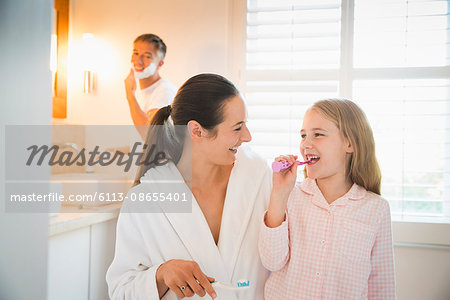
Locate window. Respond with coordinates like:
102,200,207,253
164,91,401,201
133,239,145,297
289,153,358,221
244,0,450,222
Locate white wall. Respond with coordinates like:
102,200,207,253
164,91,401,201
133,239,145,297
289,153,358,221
394,245,450,300
0,0,52,299
66,0,231,125
393,222,450,300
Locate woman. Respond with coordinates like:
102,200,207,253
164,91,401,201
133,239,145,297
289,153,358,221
106,74,272,299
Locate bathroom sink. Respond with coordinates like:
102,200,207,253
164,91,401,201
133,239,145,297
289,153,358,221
50,172,132,208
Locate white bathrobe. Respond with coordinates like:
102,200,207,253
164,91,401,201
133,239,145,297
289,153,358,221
106,146,272,300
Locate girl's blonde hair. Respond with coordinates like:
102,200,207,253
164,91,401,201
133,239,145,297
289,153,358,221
306,99,382,195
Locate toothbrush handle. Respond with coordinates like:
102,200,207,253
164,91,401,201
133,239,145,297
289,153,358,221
272,160,309,173
211,281,249,291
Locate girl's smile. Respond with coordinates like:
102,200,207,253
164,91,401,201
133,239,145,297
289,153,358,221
300,109,353,186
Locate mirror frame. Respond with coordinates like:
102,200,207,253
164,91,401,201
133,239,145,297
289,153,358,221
53,0,69,119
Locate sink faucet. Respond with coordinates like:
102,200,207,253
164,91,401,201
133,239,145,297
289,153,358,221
58,142,81,155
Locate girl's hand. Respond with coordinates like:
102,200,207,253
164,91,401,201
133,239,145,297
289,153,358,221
272,154,299,198
156,259,217,299
266,155,298,228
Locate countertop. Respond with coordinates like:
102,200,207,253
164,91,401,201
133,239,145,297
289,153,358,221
48,202,122,237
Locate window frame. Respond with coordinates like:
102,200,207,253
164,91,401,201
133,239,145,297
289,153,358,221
229,0,450,242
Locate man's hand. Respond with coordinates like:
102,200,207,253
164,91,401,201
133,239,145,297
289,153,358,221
124,69,137,98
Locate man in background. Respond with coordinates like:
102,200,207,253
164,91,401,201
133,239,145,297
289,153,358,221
125,33,176,138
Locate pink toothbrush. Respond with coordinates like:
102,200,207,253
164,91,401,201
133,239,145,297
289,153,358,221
272,160,311,173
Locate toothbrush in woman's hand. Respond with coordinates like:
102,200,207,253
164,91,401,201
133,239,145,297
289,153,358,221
272,160,312,173
210,280,250,291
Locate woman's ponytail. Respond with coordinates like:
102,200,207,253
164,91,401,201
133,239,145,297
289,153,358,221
150,105,172,125
133,105,184,185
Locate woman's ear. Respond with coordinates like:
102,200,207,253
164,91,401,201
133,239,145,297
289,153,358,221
187,120,203,142
345,139,354,153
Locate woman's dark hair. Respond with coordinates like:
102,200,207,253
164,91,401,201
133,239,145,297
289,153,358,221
133,73,239,185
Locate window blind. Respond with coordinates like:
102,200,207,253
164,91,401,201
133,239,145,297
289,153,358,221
246,0,342,159
245,0,450,222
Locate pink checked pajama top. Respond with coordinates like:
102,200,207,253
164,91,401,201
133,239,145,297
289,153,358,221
259,178,396,300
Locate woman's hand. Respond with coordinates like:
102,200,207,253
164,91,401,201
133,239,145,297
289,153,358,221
266,155,298,228
156,259,217,299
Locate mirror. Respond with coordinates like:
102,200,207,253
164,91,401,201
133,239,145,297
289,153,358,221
52,0,69,118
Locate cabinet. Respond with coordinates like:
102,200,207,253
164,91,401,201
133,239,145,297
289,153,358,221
47,217,117,300
89,219,117,300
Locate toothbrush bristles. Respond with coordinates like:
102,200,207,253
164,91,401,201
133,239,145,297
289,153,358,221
298,160,312,165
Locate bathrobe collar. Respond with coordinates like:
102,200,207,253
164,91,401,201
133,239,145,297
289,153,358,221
139,145,268,282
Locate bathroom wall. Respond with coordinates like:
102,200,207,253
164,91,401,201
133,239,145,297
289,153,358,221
65,0,233,125
0,0,52,298
394,244,450,300
393,222,450,300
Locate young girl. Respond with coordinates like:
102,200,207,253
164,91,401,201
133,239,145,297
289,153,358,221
259,99,396,299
